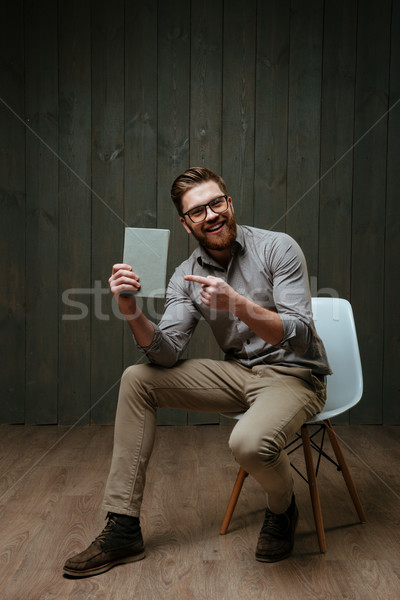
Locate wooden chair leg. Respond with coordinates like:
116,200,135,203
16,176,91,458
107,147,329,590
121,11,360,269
301,425,327,552
324,419,367,523
220,467,247,535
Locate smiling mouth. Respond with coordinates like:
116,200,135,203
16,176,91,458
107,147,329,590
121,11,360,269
205,222,225,234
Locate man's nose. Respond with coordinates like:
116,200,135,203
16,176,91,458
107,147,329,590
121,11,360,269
205,205,218,220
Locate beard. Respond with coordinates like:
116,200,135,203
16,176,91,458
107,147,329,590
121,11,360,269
189,210,237,251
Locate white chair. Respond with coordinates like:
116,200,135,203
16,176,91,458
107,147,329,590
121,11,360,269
219,297,367,552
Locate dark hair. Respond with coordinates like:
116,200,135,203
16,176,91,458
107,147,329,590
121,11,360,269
171,167,228,215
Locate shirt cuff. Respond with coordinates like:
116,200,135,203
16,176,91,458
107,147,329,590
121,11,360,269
278,318,311,354
135,324,162,353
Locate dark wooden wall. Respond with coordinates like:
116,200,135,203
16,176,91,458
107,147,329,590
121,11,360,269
1,0,399,425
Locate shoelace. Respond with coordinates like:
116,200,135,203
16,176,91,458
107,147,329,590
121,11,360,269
95,513,118,544
260,510,288,537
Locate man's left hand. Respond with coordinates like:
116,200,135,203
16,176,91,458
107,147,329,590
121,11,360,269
184,275,239,312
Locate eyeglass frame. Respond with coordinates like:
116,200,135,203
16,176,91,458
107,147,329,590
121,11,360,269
182,195,229,223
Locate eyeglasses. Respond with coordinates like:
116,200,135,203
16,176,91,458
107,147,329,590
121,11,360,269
182,195,229,223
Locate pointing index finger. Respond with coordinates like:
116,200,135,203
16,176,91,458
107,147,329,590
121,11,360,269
184,275,210,285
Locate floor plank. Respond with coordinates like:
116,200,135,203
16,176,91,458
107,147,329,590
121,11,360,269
0,424,399,599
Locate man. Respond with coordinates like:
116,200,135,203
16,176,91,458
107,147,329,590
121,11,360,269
63,167,331,577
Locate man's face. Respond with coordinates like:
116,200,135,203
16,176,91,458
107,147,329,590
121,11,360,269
180,181,237,251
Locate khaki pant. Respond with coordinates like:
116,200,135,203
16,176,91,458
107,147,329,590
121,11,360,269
102,359,326,516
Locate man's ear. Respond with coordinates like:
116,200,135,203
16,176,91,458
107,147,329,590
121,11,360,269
228,196,234,213
180,216,192,235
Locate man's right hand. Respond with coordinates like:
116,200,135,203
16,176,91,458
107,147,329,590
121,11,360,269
108,263,141,317
108,263,155,346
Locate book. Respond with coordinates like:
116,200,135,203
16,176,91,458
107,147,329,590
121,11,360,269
122,227,170,298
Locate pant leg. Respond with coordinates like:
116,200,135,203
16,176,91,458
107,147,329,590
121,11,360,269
228,365,326,514
102,358,249,517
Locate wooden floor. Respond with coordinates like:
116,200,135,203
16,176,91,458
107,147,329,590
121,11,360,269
0,423,399,600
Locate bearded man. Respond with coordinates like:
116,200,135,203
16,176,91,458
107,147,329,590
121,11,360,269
63,167,330,577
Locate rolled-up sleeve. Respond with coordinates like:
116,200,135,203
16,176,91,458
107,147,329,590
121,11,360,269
136,267,201,367
269,236,313,355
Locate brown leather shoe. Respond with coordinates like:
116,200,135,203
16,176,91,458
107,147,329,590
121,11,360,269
63,513,145,577
255,494,299,563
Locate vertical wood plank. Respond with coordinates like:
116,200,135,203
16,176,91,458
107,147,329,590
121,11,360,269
0,2,25,423
383,0,400,424
58,0,92,425
350,0,391,424
157,0,191,277
187,0,224,424
123,0,158,371
318,1,357,425
25,0,59,424
319,0,357,301
286,0,323,276
156,0,191,425
189,0,223,173
90,0,125,424
222,0,257,226
254,0,290,232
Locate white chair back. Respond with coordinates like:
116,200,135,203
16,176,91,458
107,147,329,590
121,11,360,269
309,297,363,422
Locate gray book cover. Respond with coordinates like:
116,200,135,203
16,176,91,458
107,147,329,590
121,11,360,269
122,228,170,298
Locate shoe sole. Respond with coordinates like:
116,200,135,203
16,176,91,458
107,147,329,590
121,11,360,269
255,549,292,563
63,550,146,578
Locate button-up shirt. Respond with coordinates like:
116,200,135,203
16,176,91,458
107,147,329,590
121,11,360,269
139,225,331,375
